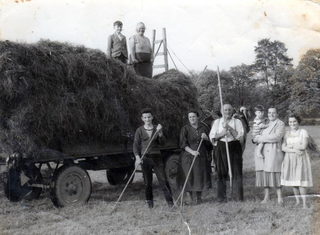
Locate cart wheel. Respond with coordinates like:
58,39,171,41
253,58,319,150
106,166,134,186
165,154,180,190
50,165,92,207
4,164,43,202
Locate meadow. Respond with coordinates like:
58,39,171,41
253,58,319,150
0,126,319,235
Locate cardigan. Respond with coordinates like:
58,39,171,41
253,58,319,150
133,126,166,157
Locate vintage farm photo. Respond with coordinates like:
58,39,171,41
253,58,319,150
0,0,320,234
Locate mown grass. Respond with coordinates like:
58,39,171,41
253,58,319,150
0,126,319,235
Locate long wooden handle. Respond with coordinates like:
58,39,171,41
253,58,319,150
111,129,160,214
217,67,232,187
171,137,204,209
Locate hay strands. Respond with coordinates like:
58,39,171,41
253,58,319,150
0,40,198,158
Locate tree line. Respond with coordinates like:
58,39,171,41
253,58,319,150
191,38,320,120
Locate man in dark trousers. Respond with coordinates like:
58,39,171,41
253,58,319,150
133,108,173,208
209,103,245,202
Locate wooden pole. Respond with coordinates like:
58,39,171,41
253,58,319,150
111,130,160,214
171,138,204,210
162,28,169,72
217,67,233,187
152,30,156,55
195,65,208,85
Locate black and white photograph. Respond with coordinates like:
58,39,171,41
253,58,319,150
0,0,320,234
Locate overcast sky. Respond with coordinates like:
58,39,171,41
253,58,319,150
1,0,320,74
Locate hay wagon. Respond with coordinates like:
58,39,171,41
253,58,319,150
0,39,199,208
2,138,181,207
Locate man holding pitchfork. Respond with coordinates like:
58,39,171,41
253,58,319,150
209,103,244,203
133,108,173,208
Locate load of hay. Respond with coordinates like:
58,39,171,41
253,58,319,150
0,40,198,158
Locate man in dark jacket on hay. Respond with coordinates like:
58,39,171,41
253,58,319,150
133,108,173,208
209,103,245,203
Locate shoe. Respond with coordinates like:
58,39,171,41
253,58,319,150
196,198,202,205
196,192,202,205
167,201,174,208
146,200,154,208
278,199,284,207
184,192,193,205
217,198,227,203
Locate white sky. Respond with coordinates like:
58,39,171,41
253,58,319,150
1,0,320,74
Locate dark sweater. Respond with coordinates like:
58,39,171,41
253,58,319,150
133,126,166,157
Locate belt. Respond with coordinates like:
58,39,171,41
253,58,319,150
218,140,238,143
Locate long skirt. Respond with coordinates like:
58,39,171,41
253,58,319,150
179,151,208,192
134,53,153,78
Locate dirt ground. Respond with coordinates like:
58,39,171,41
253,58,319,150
0,126,319,235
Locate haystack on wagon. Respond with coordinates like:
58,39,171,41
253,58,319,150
0,40,198,207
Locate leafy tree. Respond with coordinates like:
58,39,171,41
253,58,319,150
229,64,255,108
253,39,293,87
253,39,293,109
192,39,295,119
194,70,219,112
193,69,234,112
289,49,320,114
271,66,295,117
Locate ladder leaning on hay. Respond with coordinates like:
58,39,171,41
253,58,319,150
152,28,169,72
0,39,198,208
151,28,191,74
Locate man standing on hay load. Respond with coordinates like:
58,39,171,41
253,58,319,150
209,103,245,203
107,21,128,64
133,108,174,208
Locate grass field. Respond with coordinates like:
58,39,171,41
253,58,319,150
0,126,319,235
